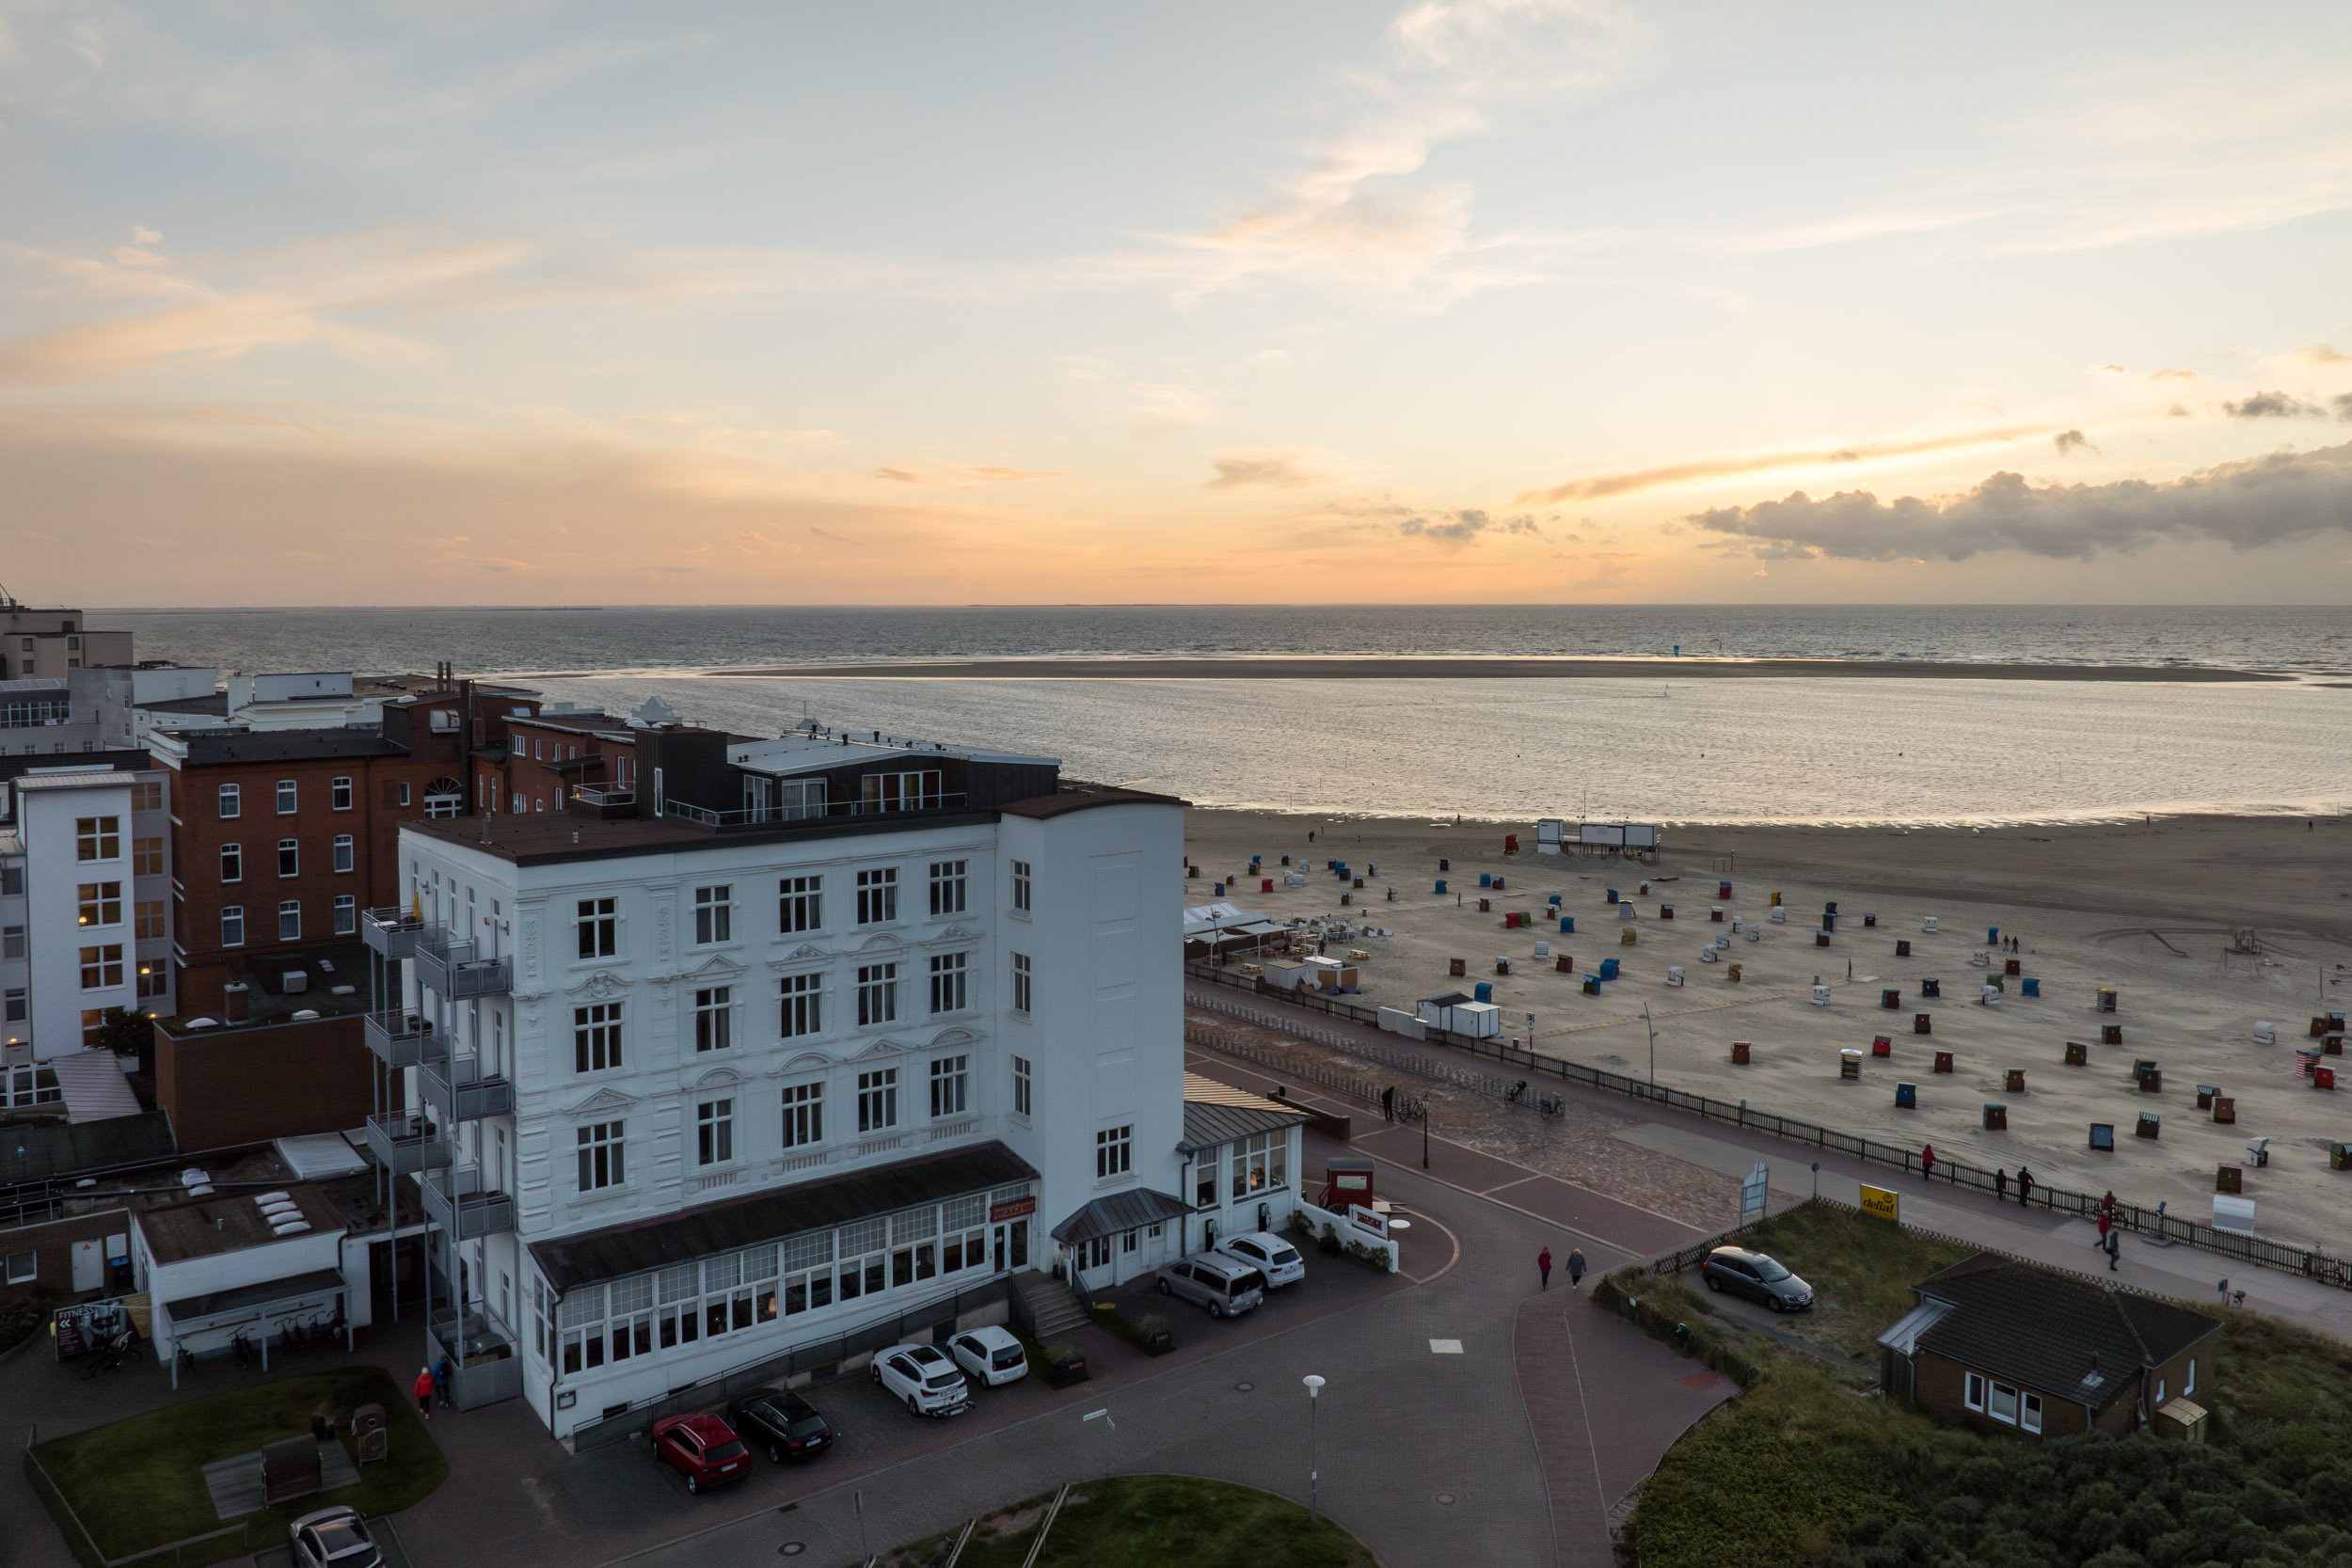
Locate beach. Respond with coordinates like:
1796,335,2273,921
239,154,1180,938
1180,808,2352,1246
707,657,2288,682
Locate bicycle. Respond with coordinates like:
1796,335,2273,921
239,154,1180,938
1537,1094,1565,1118
230,1328,256,1369
176,1340,199,1379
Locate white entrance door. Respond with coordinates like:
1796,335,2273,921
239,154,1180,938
70,1239,103,1293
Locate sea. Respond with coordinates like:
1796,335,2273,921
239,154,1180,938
100,606,2352,828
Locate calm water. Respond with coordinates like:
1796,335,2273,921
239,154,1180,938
101,606,2352,825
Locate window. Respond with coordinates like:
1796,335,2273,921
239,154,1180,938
4,987,24,1022
1964,1372,1987,1412
929,859,966,916
856,963,898,1026
330,776,352,811
132,835,163,876
782,1082,824,1148
131,782,163,812
929,951,967,1014
75,816,119,862
219,844,242,883
334,895,357,936
607,1274,652,1363
218,784,241,819
692,884,732,944
1012,1055,1031,1117
930,1054,968,1117
136,960,167,999
275,779,297,815
1230,1130,1289,1197
1197,1157,1218,1208
1096,1124,1133,1180
656,1263,700,1351
855,867,898,925
861,768,941,811
77,881,122,927
1011,860,1031,912
574,1003,623,1072
778,875,821,933
780,1229,836,1317
79,944,125,990
559,1283,606,1372
780,972,823,1037
332,834,354,874
0,927,21,960
857,1068,898,1132
278,839,299,877
81,1008,105,1047
577,896,616,958
697,1099,735,1165
2185,1358,2196,1395
5,1251,33,1285
397,782,411,807
1988,1382,2020,1425
2155,1377,2166,1406
2022,1391,2043,1433
577,1121,625,1191
693,986,732,1052
1011,952,1032,1014
221,906,245,946
135,899,166,940
278,900,301,941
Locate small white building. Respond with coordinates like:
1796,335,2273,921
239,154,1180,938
135,1182,358,1368
1175,1073,1311,1254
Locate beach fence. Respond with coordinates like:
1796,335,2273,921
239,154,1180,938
1184,961,2352,1291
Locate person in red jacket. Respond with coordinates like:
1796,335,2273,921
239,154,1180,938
413,1366,436,1421
1920,1145,1936,1181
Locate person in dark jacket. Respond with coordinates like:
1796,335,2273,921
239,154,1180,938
433,1354,453,1410
1566,1248,1587,1289
2016,1166,2035,1206
1994,1168,2009,1202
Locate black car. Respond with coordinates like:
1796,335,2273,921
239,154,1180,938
1699,1245,1815,1311
726,1385,835,1463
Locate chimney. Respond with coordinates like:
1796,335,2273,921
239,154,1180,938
222,982,248,1024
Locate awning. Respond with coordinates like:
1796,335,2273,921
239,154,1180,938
162,1267,348,1327
1049,1188,1192,1246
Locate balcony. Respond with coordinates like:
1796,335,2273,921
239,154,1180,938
425,1305,522,1411
414,929,512,999
358,907,426,959
420,1052,513,1122
656,792,969,831
420,1164,516,1242
363,1112,453,1176
569,785,636,821
360,1010,447,1070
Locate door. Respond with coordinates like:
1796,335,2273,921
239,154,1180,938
71,1239,102,1293
1009,1219,1028,1270
992,1225,1007,1274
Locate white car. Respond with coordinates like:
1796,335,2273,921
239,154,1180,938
947,1324,1029,1387
289,1507,383,1568
870,1342,971,1416
1216,1231,1307,1289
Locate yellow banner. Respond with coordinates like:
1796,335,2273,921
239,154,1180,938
1859,1183,1899,1222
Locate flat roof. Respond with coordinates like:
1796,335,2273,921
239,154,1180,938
172,730,407,765
730,733,1060,779
138,1182,343,1265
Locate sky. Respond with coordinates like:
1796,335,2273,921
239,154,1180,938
5,1,2352,607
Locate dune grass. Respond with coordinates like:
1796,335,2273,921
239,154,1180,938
888,1476,1375,1568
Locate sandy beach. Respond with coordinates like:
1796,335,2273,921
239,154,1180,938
1179,808,2352,1246
707,657,2288,682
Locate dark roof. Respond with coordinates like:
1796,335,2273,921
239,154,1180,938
1913,1255,2221,1410
138,693,230,716
408,805,1003,867
998,786,1188,819
1048,1187,1192,1244
0,750,153,785
0,1111,178,1185
1180,1100,1312,1154
162,1267,349,1326
528,1142,1037,1293
176,731,406,766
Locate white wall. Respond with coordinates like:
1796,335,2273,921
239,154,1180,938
20,774,137,1059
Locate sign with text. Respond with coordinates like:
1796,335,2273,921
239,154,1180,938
988,1196,1037,1224
1740,1162,1769,1223
1858,1183,1900,1223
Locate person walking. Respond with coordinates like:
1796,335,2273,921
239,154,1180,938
2095,1209,2112,1249
1567,1248,1587,1290
2101,1190,2117,1220
2106,1228,2122,1271
1994,1168,2009,1202
412,1366,435,1422
434,1354,454,1410
2016,1165,2035,1207
1920,1145,1936,1181
1538,1246,1553,1291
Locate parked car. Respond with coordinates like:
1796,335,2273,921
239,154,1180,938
1157,1254,1267,1319
289,1507,382,1568
648,1412,752,1493
1699,1245,1815,1312
947,1324,1029,1386
872,1342,972,1416
727,1384,835,1463
1216,1230,1307,1288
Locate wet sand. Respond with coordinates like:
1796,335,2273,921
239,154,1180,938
1180,809,2352,1245
707,657,2286,682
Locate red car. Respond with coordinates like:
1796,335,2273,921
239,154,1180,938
648,1413,751,1494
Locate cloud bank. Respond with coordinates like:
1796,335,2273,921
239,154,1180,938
1689,441,2352,562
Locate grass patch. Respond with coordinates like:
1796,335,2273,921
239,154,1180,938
885,1476,1375,1568
31,1367,447,1564
1723,1202,1975,1359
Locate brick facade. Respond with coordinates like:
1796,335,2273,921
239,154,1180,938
152,1013,376,1151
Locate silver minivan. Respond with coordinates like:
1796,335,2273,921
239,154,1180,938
1156,1254,1267,1319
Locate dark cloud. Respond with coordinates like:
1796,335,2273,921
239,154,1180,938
1397,507,1539,545
2337,393,2352,421
2224,390,2325,419
2053,429,2096,456
1207,451,1316,489
1688,440,2352,562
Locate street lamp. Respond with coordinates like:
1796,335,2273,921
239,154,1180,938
1642,1005,1659,1089
1301,1374,1326,1522
1082,1407,1116,1482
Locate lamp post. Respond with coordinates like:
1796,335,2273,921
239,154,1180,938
1302,1374,1326,1522
1642,1005,1658,1089
1083,1407,1116,1482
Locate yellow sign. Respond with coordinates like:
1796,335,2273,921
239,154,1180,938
1859,1183,1899,1222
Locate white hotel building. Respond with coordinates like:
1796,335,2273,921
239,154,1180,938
368,721,1186,1441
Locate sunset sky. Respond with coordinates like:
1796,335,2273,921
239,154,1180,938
5,1,2352,605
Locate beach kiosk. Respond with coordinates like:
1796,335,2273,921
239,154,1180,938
1319,1157,1376,1213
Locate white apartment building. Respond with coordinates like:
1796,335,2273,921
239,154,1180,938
369,727,1184,1441
1,759,174,1058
